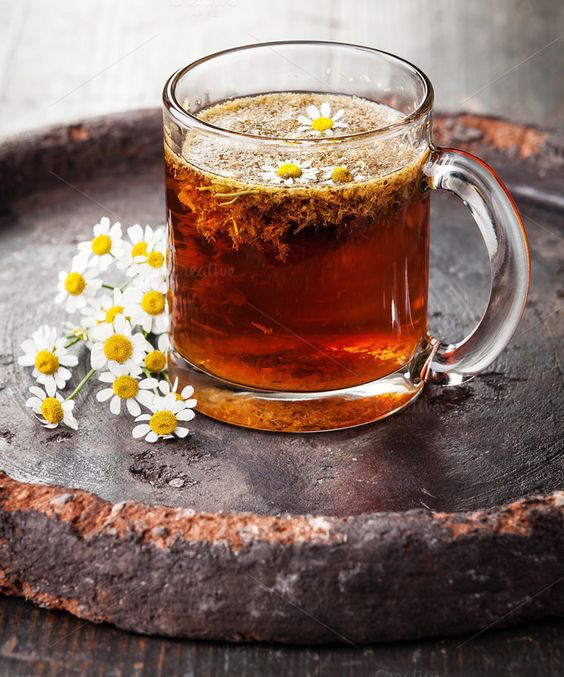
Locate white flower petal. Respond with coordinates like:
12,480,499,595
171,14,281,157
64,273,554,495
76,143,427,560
132,423,151,438
176,409,196,421
306,105,320,119
110,396,121,415
96,388,114,402
126,398,141,417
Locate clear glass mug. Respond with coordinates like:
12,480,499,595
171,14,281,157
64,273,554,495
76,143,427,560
162,41,530,433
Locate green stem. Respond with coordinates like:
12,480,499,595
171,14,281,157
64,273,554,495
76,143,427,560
143,367,159,395
102,283,114,290
65,367,96,401
64,337,81,349
163,370,171,386
120,275,137,292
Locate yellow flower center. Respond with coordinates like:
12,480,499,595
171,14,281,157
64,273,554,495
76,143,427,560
41,397,64,424
276,163,302,180
131,241,148,258
105,305,124,323
147,251,164,269
145,350,166,372
141,291,166,316
91,234,112,256
34,350,59,375
112,375,139,399
150,410,177,436
103,334,133,363
331,166,354,184
311,116,333,132
64,272,86,296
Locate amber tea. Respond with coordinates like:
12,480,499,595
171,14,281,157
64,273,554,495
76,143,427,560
166,93,430,395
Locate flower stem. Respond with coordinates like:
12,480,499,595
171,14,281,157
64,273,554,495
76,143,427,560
102,283,114,290
143,367,159,395
64,337,81,349
65,367,96,401
120,275,137,292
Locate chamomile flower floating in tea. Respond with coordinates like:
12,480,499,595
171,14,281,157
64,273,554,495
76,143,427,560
259,160,317,186
321,165,366,184
18,325,79,395
296,102,348,136
132,392,196,443
77,217,123,271
25,386,78,430
56,254,103,313
123,277,169,335
81,287,128,328
90,314,151,374
96,366,157,417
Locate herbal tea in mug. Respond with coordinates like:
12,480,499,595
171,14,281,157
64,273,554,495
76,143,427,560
163,42,529,432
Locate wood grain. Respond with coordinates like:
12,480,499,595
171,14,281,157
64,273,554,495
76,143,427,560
1,0,564,137
1,596,563,676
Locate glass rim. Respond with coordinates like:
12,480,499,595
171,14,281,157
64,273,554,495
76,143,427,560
163,40,434,145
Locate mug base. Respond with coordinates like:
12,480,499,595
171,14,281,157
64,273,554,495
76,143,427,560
168,335,438,433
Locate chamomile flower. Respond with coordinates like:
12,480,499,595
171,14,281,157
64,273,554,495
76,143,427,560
81,287,128,328
25,386,78,430
77,217,123,271
297,102,348,136
132,392,196,443
56,254,102,313
123,277,169,335
144,333,170,373
63,322,90,344
157,377,197,405
131,238,167,282
96,366,157,416
90,314,151,375
320,164,366,185
259,160,317,187
118,224,166,277
18,325,78,395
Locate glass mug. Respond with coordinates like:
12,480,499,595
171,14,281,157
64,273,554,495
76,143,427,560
162,41,529,433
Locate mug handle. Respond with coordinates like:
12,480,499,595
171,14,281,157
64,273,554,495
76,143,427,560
424,147,530,385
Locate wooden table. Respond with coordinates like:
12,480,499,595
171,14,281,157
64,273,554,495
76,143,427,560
1,596,564,676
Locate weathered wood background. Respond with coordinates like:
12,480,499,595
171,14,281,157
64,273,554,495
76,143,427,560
1,0,564,137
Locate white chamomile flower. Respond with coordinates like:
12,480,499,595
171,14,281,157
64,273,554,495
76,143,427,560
144,333,170,373
96,366,157,417
25,386,78,430
18,325,78,395
77,217,123,271
118,224,166,277
63,322,90,345
81,287,128,328
259,160,317,186
132,392,196,443
157,377,197,404
56,254,102,313
130,238,167,282
123,277,169,335
320,164,366,185
297,102,348,136
90,313,151,375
